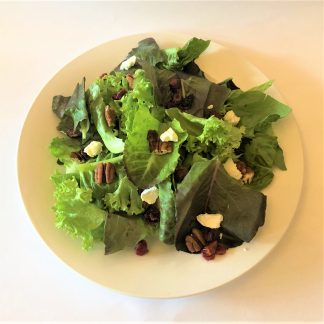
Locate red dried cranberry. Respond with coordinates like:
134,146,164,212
112,88,127,100
215,244,227,255
134,240,148,256
235,160,247,175
169,78,181,90
201,241,217,261
143,205,160,224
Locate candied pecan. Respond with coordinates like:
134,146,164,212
70,150,89,162
147,130,159,152
112,88,127,100
126,74,134,89
204,229,220,243
95,163,104,184
156,141,172,155
191,228,206,246
105,162,116,184
185,235,202,253
201,241,218,261
105,105,116,127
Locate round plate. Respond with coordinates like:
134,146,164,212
17,33,303,298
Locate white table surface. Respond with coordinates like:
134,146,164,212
0,1,323,322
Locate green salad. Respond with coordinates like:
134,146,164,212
49,37,291,260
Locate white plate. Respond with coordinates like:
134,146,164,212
17,33,304,298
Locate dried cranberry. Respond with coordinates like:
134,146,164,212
174,166,188,183
179,94,194,110
201,241,217,261
169,78,181,91
215,244,227,255
235,160,247,175
143,205,160,224
65,128,81,138
134,240,148,256
112,88,127,100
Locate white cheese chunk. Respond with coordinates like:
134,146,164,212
223,158,242,180
140,186,159,204
197,213,223,229
120,55,137,71
224,110,240,126
207,104,214,109
83,141,103,157
159,127,178,142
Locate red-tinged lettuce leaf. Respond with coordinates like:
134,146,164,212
52,78,90,139
175,159,266,252
123,105,187,188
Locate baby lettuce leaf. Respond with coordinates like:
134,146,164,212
104,176,144,215
128,38,165,66
141,63,230,117
243,132,286,190
124,106,187,188
158,179,176,244
175,159,266,252
158,37,210,71
104,214,156,254
51,175,105,250
49,137,81,163
227,89,291,137
52,78,90,139
87,83,124,153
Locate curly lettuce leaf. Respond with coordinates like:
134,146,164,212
51,175,105,250
104,176,143,215
175,159,266,251
104,214,157,254
166,108,243,161
158,179,176,244
124,106,188,188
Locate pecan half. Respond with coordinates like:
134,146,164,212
70,150,89,162
147,130,159,152
105,105,116,128
156,141,172,155
126,74,134,89
192,228,206,246
105,162,116,184
95,163,104,184
185,235,202,253
112,88,127,100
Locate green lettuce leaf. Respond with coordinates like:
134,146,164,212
104,176,143,215
124,106,187,188
227,89,291,137
158,179,176,244
159,37,210,71
51,175,105,250
87,83,124,153
175,159,266,251
104,214,156,254
49,137,81,163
